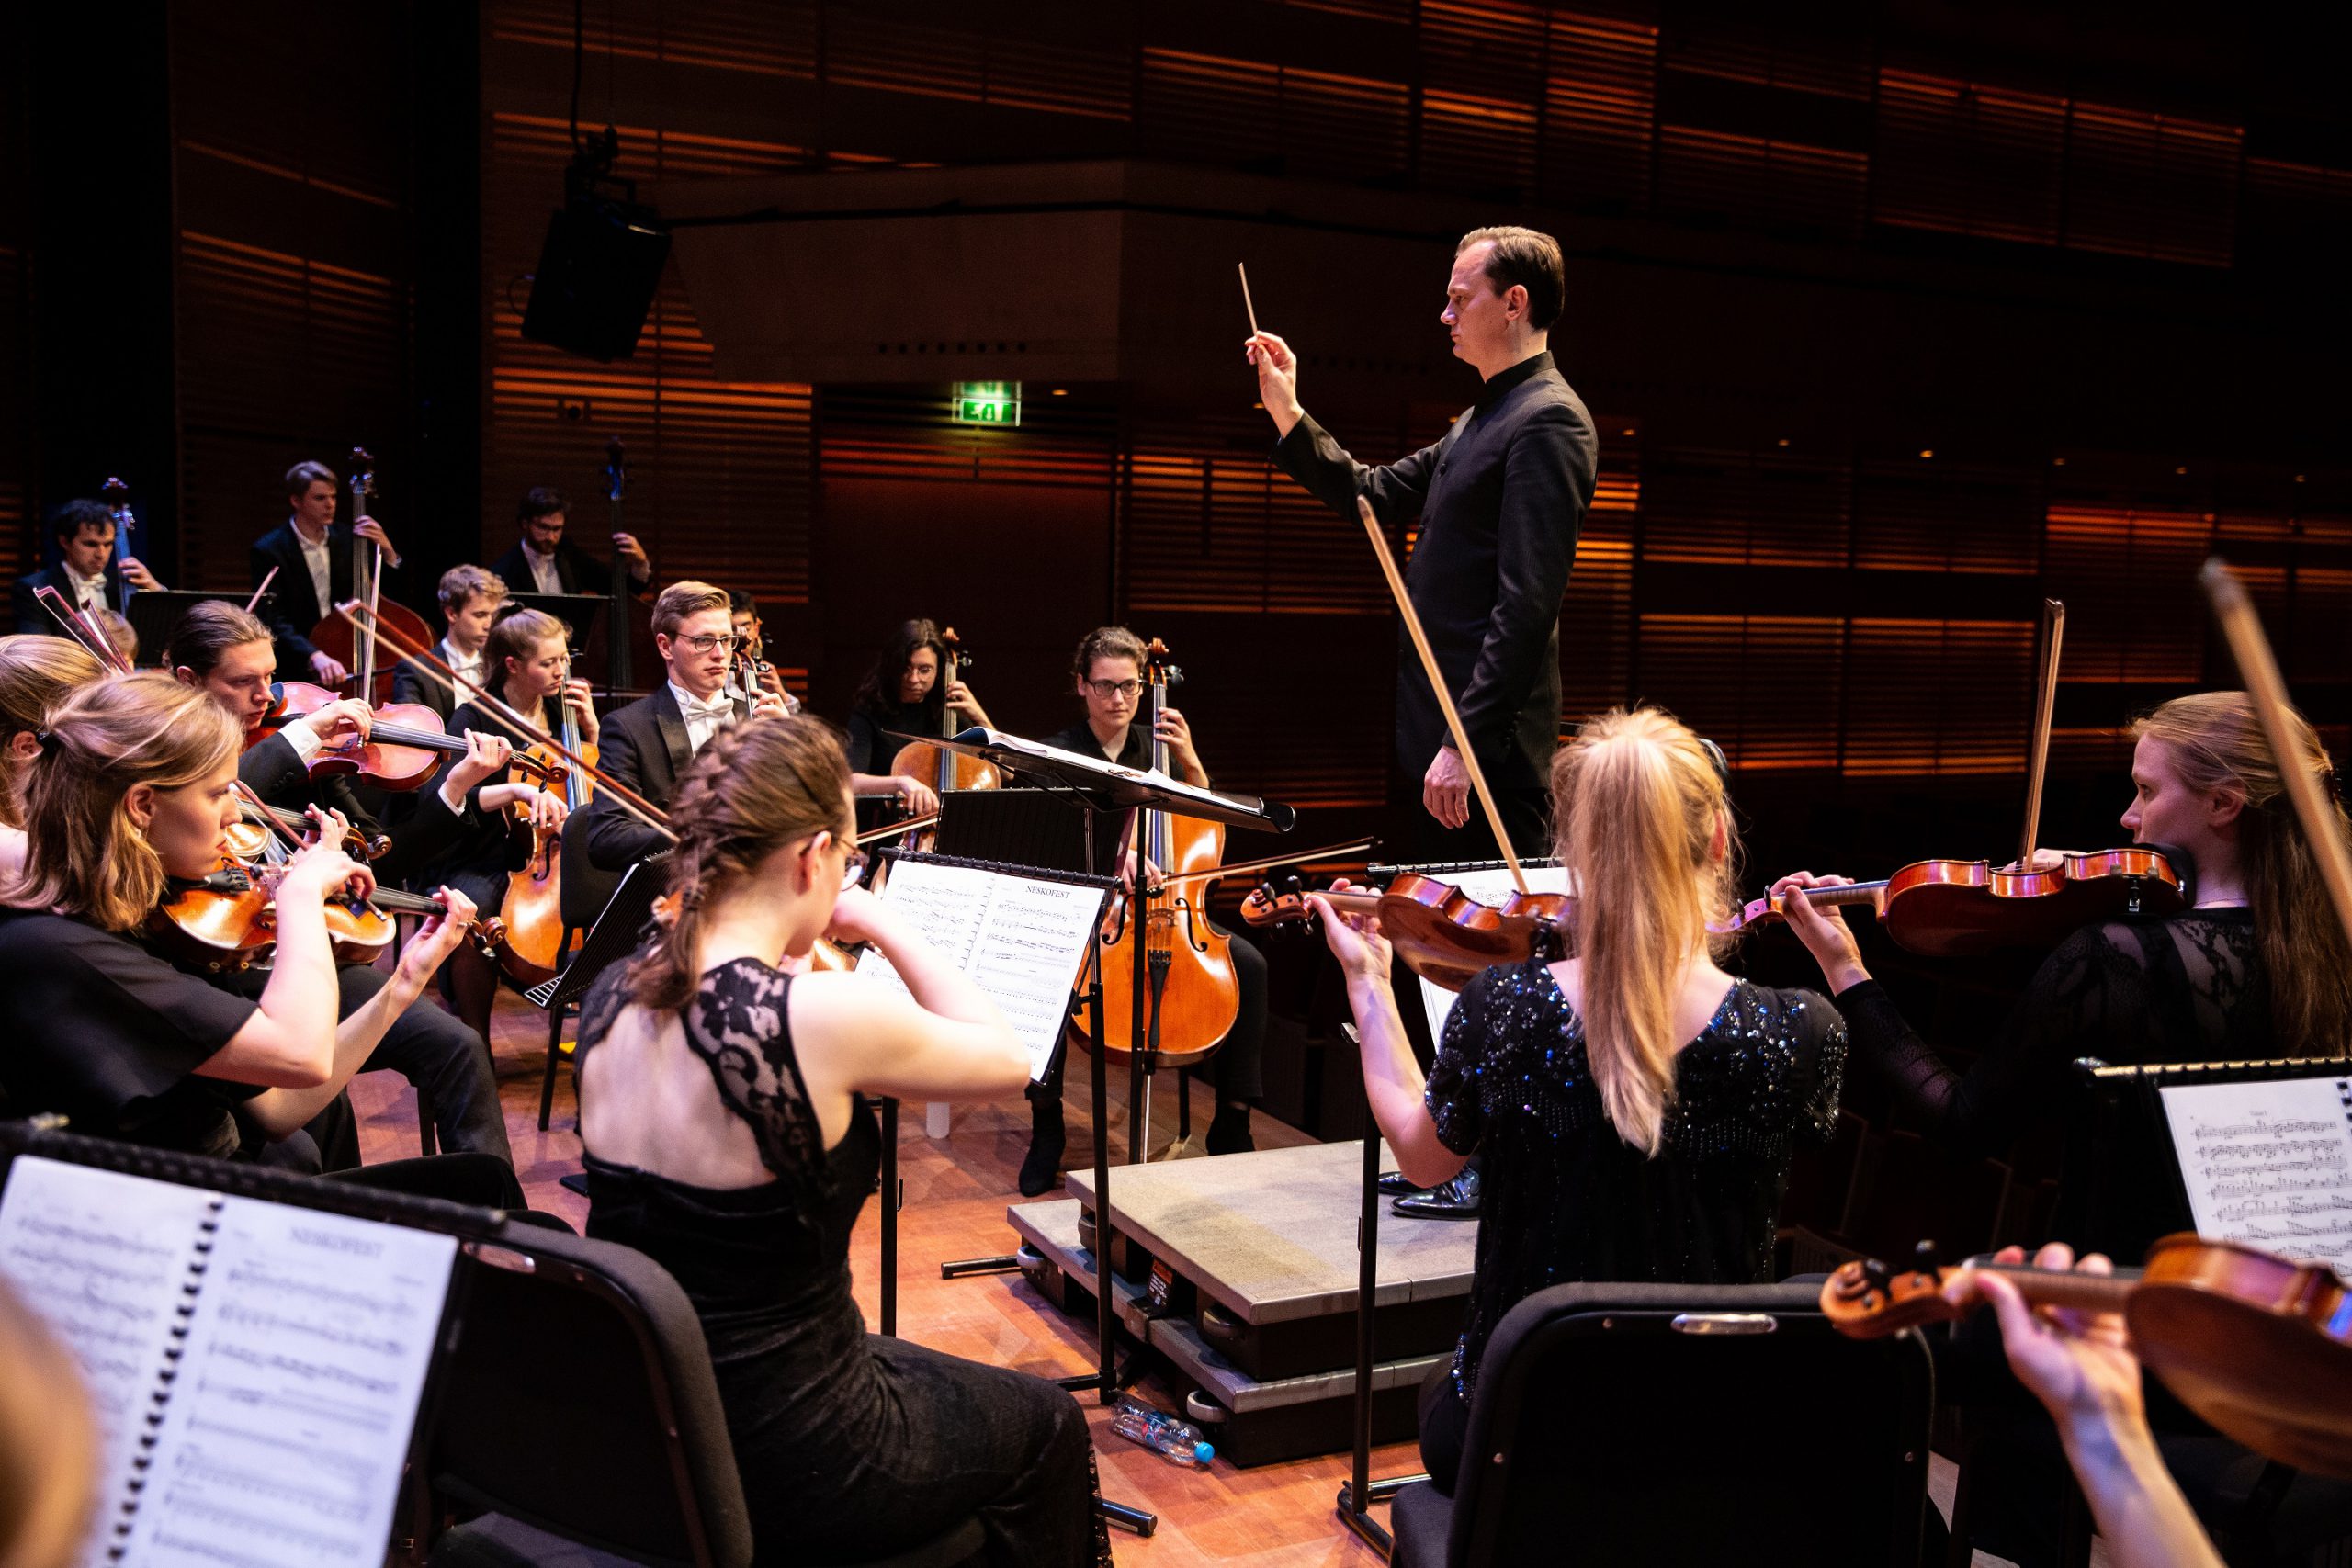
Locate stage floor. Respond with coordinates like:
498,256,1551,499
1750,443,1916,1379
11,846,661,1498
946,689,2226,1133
349,987,2031,1566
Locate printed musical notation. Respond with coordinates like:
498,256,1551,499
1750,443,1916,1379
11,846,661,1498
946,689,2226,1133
857,859,1109,1082
2162,1079,2352,1278
0,1156,456,1568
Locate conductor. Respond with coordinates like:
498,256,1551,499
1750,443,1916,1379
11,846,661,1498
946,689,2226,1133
1250,225,1595,859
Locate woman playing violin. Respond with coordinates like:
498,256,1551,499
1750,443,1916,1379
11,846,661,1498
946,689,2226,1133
0,673,509,1203
164,599,526,1170
424,605,582,1048
0,636,106,882
1770,691,2352,1267
1313,706,1848,1497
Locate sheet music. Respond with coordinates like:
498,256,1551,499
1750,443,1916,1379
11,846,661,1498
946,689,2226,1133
122,1195,456,1568
1415,866,1576,1045
858,858,1107,1082
2160,1077,2352,1277
0,1156,221,1553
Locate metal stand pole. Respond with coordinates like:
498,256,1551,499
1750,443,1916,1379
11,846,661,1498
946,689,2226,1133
1336,1030,1429,1556
878,1096,899,1337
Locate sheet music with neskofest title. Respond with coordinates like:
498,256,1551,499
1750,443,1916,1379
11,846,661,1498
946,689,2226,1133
855,858,1109,1083
0,1156,455,1568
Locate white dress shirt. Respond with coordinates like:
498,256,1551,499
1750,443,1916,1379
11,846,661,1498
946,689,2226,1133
519,540,564,597
668,682,737,756
440,637,485,693
294,525,334,618
61,564,108,616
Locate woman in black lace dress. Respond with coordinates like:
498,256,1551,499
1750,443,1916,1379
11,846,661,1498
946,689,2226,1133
1311,707,1849,1495
572,716,1111,1568
1771,691,2352,1266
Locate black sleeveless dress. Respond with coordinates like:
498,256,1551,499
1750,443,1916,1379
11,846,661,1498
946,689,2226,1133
576,956,1113,1567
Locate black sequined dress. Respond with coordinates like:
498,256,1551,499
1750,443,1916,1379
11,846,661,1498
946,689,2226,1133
576,957,1113,1568
1427,958,1849,1402
1835,908,2267,1267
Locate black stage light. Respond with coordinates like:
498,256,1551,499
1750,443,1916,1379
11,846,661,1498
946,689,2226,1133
521,128,673,363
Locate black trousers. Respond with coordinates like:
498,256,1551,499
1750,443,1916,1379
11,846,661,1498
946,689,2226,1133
1403,782,1553,866
251,1097,526,1209
339,963,514,1164
1030,929,1267,1104
1419,1358,1467,1496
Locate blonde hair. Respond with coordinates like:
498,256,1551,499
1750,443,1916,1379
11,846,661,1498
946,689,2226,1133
483,607,565,704
2132,692,2352,1054
0,637,107,829
651,581,729,640
1,672,242,932
0,1278,96,1568
625,715,854,1011
1551,707,1739,1155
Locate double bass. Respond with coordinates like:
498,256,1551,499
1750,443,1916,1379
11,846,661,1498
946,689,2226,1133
1094,639,1238,1066
304,447,434,704
101,476,137,613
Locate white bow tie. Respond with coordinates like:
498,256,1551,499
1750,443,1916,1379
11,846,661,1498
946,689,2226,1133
680,696,735,722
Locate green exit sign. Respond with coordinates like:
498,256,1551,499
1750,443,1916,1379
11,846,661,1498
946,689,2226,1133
953,381,1022,427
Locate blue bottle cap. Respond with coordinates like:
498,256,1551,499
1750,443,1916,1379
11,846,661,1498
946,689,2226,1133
1193,1441,1215,1463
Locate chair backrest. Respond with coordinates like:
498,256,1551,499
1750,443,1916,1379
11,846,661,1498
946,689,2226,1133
1447,1280,1933,1568
424,1223,754,1568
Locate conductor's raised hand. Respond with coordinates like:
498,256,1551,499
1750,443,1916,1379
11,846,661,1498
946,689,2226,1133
1244,332,1304,436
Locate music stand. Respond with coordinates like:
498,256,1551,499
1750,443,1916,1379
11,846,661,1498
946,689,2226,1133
904,728,1291,1534
129,589,275,666
503,592,606,656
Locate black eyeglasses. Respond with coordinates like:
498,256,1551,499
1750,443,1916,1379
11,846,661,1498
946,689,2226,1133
1086,679,1144,699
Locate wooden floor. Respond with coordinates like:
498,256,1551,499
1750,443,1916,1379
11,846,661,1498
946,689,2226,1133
348,988,1421,1566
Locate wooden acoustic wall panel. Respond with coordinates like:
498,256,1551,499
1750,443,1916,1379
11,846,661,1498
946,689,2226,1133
2042,505,2212,684
488,0,819,83
1639,445,1849,570
1556,426,1639,727
2062,103,2240,268
1418,0,1544,196
825,6,1132,123
1137,47,1409,185
1635,614,1844,773
1850,456,2041,576
1842,619,2035,777
2241,158,2352,273
1873,70,2066,246
0,242,25,581
481,110,813,607
1536,11,1657,212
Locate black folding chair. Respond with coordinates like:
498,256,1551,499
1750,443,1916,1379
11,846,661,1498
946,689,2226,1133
1389,1280,1935,1568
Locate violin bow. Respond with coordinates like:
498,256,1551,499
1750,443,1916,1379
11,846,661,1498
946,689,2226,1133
1154,837,1378,890
1355,495,1531,895
35,585,129,674
335,600,679,846
2018,599,2064,868
2199,559,2352,977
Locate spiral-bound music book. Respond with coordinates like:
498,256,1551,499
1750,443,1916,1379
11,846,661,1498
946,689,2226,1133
0,1156,456,1568
2158,1074,2352,1277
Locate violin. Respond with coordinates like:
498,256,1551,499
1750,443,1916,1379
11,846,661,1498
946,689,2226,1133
498,680,598,987
247,681,560,794
886,627,1000,844
304,448,435,705
1750,603,2187,958
224,799,388,863
1093,640,1239,1066
1822,1235,2352,1479
151,856,509,974
1244,866,1575,992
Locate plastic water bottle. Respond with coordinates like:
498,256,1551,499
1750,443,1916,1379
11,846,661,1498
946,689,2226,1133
1109,1395,1215,1468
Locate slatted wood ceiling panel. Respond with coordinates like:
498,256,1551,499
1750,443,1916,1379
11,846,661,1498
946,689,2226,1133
488,0,820,81
481,110,812,605
1418,1,1544,195
2063,104,2240,268
1137,47,1409,184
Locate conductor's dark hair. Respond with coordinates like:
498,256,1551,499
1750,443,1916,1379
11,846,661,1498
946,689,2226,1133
1456,225,1566,331
50,500,113,544
517,486,569,525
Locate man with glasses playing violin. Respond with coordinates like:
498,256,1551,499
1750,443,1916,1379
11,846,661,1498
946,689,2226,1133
1019,625,1270,1194
564,581,790,929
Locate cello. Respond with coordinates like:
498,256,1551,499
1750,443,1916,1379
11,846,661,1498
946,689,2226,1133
1093,638,1239,1068
305,447,434,704
497,665,597,987
886,627,1000,840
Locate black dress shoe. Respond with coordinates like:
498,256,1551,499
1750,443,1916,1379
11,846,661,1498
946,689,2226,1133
1392,1165,1480,1220
1205,1103,1255,1156
1018,1104,1067,1198
1375,1170,1424,1197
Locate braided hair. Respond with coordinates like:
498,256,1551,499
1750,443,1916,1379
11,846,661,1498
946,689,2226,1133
623,714,854,1011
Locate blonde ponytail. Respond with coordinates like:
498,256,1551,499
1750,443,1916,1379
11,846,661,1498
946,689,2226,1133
1553,708,1738,1154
